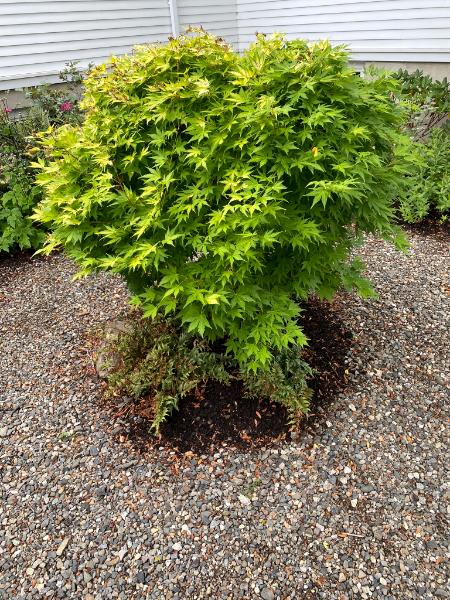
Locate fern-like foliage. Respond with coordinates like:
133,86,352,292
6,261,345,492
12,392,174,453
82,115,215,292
241,346,313,427
34,32,410,371
103,315,313,433
105,317,231,433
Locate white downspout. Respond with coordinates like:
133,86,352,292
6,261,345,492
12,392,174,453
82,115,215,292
168,0,179,37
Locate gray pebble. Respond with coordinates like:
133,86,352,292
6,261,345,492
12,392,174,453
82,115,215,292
1,234,448,599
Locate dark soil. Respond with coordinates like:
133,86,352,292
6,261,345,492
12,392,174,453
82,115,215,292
0,249,36,270
107,297,353,455
401,212,450,240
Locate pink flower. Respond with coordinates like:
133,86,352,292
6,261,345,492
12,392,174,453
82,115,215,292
59,101,73,112
4,107,12,113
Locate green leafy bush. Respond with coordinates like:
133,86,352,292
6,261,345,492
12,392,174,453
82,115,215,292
0,164,45,252
398,124,450,223
102,315,312,433
35,32,409,374
394,69,449,140
0,105,49,252
0,62,87,254
25,60,88,127
393,68,450,222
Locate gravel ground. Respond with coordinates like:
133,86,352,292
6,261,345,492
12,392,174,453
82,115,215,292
1,230,449,600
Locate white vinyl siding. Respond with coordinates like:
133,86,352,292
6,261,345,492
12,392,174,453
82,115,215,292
177,0,239,45
236,0,450,62
1,0,449,91
0,0,171,90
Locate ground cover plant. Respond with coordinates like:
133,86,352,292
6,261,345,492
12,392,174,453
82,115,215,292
34,31,411,430
101,315,313,433
0,62,86,253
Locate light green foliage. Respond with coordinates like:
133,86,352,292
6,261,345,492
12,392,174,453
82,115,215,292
399,124,450,223
35,32,409,371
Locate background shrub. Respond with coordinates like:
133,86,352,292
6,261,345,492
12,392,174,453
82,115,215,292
0,105,48,252
25,60,88,127
0,62,86,254
394,68,449,141
398,123,450,223
393,69,450,222
35,32,409,379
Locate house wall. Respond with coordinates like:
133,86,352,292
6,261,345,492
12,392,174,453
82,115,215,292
0,0,172,91
177,0,239,46
1,0,449,99
236,0,450,76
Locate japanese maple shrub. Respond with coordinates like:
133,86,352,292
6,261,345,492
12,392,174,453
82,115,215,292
35,32,408,381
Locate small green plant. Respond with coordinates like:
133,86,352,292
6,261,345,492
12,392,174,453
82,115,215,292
104,316,231,433
242,478,262,499
58,431,75,442
0,104,49,252
35,32,410,377
0,165,45,252
393,68,450,222
102,315,313,432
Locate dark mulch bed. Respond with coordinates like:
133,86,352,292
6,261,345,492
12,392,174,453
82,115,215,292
0,249,36,271
107,297,353,455
401,212,450,240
